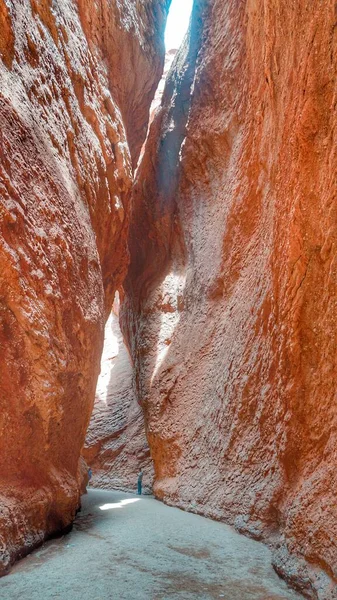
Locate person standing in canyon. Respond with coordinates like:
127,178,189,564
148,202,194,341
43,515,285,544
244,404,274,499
137,468,143,495
87,466,93,487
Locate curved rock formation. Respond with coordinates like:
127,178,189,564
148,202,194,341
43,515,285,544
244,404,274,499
122,1,337,598
0,0,169,574
83,296,153,493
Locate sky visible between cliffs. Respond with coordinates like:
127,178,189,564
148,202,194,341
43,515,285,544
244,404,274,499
165,0,193,49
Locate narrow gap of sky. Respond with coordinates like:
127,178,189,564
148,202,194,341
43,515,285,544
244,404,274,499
165,0,194,50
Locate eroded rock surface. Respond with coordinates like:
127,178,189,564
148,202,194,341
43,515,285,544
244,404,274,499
0,0,168,574
122,1,337,598
83,297,153,493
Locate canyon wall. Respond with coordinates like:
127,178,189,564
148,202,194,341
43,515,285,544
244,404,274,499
83,297,153,493
122,1,337,598
0,0,169,574
81,49,179,492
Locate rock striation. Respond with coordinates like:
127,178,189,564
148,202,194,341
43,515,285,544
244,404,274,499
0,0,169,574
83,296,153,493
122,1,337,598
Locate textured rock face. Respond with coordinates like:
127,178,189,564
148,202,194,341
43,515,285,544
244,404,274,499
150,48,177,117
0,0,168,574
83,297,153,493
123,1,337,598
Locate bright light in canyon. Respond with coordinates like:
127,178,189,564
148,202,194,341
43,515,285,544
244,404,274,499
99,499,141,511
165,0,193,49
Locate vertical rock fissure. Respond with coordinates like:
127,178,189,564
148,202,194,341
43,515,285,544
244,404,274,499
83,0,199,497
153,0,204,211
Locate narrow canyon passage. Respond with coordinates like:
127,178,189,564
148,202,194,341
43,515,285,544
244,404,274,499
0,0,336,598
2,489,303,600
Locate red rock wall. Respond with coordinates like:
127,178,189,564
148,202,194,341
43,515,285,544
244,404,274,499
81,50,179,500
0,0,169,574
83,297,154,493
122,1,337,598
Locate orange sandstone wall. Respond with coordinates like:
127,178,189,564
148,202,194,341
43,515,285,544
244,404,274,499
82,47,178,494
0,0,169,574
122,1,337,598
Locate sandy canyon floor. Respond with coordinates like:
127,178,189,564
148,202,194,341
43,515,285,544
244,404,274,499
1,489,303,600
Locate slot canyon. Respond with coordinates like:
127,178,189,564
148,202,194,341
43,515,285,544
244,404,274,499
0,1,336,599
